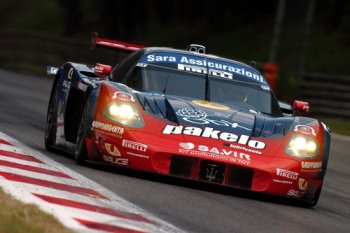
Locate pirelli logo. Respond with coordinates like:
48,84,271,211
276,168,298,180
122,140,147,152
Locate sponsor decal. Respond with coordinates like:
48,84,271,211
298,178,308,191
102,155,128,166
163,125,266,149
301,161,322,169
179,142,250,165
142,53,266,83
179,143,250,158
178,64,234,80
276,168,298,180
63,80,71,89
294,125,316,136
261,85,270,91
175,108,247,129
192,100,230,110
273,179,293,184
94,65,104,73
83,78,97,88
92,121,124,134
55,114,65,144
136,62,148,67
78,82,88,91
122,139,147,152
286,189,304,197
104,143,121,157
68,68,74,79
223,143,262,155
112,92,135,102
126,151,149,159
146,55,177,62
179,142,195,150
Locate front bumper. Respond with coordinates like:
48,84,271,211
91,130,322,201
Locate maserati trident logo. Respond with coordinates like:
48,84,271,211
206,166,218,182
175,108,250,130
298,178,308,191
176,108,207,119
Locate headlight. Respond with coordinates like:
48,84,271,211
285,134,319,158
104,102,144,128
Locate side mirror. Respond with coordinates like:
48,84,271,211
278,101,293,116
94,63,112,78
293,100,309,116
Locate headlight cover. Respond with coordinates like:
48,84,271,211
104,102,144,128
285,134,319,158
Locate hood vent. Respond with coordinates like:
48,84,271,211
137,92,293,138
138,93,178,124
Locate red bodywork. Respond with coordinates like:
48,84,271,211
85,83,325,200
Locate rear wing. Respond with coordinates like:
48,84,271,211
90,32,145,52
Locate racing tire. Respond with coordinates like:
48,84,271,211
301,183,323,208
75,98,89,165
45,79,59,152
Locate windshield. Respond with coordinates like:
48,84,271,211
126,64,282,116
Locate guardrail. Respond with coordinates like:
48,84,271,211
0,30,115,74
1,31,349,118
302,72,350,117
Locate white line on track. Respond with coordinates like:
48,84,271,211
0,132,184,233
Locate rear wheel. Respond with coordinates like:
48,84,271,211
45,80,58,151
75,98,89,165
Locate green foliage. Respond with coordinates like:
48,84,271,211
0,188,72,233
1,0,350,96
0,0,64,33
317,117,350,136
275,74,302,101
306,26,350,74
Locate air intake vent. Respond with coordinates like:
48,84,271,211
227,165,254,189
170,156,198,178
186,44,206,54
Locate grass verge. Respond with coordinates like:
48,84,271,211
318,117,350,137
0,188,72,233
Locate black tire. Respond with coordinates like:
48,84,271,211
74,98,89,165
45,79,59,152
301,183,323,208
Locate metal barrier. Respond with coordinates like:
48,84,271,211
302,72,350,117
0,30,115,74
1,30,349,118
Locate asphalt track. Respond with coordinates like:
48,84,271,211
0,68,349,233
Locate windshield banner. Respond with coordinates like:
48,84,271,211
139,52,266,83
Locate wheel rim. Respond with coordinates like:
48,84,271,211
75,99,89,162
45,84,58,146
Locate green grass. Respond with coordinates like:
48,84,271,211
0,188,72,233
318,117,350,136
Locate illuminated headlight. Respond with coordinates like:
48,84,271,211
285,134,319,158
104,102,144,128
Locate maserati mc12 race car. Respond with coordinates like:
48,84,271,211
45,33,331,206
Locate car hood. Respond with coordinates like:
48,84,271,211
136,92,294,139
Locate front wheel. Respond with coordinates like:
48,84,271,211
300,183,323,208
75,98,89,165
45,80,59,152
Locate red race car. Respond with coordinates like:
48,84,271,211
45,33,331,206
